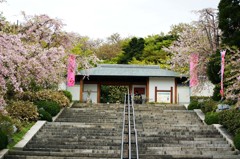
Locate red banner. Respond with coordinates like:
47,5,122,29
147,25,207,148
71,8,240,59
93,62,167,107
220,50,226,97
67,54,76,87
190,53,199,87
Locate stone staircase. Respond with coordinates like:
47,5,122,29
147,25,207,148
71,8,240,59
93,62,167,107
4,103,123,159
134,105,240,159
4,103,240,159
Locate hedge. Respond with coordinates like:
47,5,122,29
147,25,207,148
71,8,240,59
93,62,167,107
38,109,52,122
234,133,240,150
218,109,240,135
35,100,60,116
0,129,8,150
204,112,219,125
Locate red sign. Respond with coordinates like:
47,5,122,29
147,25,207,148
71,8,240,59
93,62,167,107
134,88,145,94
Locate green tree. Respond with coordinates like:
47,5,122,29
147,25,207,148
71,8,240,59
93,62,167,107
168,23,191,38
207,50,221,84
70,36,99,70
218,1,240,104
142,34,175,68
117,37,145,64
95,33,123,60
218,0,240,47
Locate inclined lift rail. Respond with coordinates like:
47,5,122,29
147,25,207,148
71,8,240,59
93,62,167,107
120,91,139,159
131,93,139,159
120,94,127,159
128,92,132,159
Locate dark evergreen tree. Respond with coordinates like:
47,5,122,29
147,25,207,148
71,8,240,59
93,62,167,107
218,0,240,47
207,50,221,84
117,37,145,64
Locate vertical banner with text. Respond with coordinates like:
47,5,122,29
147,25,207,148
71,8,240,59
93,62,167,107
67,54,76,87
190,53,199,87
220,50,226,98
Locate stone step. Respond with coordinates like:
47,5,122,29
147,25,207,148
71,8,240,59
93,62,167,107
34,131,121,136
143,146,236,153
6,149,120,158
25,145,120,150
138,154,240,159
137,127,218,132
58,113,122,117
5,155,119,159
138,130,221,135
143,149,237,156
139,142,232,147
30,138,121,144
27,139,122,145
138,137,225,142
39,126,122,131
55,119,122,123
138,139,228,145
27,141,121,148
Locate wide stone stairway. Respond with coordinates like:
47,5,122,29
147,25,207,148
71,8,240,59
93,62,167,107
5,103,123,159
4,103,240,159
134,105,240,159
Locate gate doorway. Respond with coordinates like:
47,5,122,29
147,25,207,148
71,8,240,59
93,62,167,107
100,85,128,103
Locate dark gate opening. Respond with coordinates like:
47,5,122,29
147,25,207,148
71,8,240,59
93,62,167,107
100,85,128,103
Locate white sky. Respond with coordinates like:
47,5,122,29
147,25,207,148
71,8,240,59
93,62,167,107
1,0,220,39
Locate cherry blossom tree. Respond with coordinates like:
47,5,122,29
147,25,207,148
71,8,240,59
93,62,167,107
165,8,220,89
0,13,98,109
224,47,240,104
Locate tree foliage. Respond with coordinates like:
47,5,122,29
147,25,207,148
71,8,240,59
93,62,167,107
165,8,220,87
142,34,175,69
95,33,123,60
100,85,128,103
0,15,67,107
114,34,175,69
218,0,240,47
117,37,145,64
224,47,240,103
218,1,240,104
70,36,99,70
0,13,97,108
207,50,221,84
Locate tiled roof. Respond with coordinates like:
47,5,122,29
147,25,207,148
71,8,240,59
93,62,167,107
79,64,183,77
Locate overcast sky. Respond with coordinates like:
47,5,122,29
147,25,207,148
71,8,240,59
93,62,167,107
1,0,220,39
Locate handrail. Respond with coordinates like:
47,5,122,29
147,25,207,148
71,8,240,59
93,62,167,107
131,93,139,159
128,90,131,159
120,91,138,159
120,93,127,159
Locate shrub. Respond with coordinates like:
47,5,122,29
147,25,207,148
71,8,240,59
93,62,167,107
188,100,201,110
223,99,237,106
35,90,70,107
14,90,70,107
0,113,14,136
35,100,60,116
204,112,219,125
190,96,210,102
38,109,52,122
201,99,218,113
6,101,38,121
0,129,8,150
14,91,34,101
218,109,240,135
59,90,72,102
234,133,240,150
